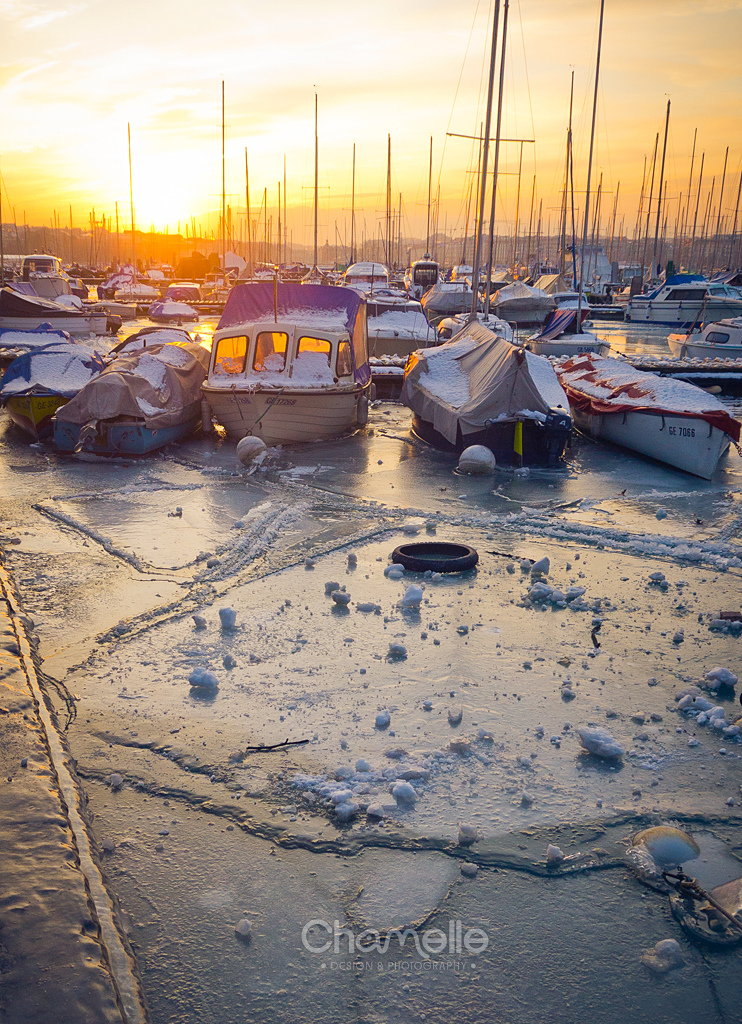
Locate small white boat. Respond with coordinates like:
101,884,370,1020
366,296,434,357
668,318,742,360
436,312,513,343
202,282,371,445
147,299,199,323
492,281,555,326
556,354,740,478
404,258,439,299
342,261,389,294
420,280,474,320
527,309,610,358
627,275,742,327
0,287,108,336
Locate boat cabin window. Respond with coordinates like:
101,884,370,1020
336,340,352,376
295,336,333,378
213,335,248,375
705,331,730,344
667,288,704,300
254,331,288,372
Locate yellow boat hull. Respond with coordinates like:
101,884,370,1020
4,394,68,439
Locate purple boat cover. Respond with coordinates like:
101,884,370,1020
531,308,578,342
218,282,370,384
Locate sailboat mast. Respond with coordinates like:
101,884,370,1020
350,142,356,264
385,134,392,268
688,151,705,271
650,98,671,279
283,154,287,266
313,94,319,271
728,170,742,268
221,81,226,279
559,71,574,276
245,149,252,274
426,135,433,254
709,145,728,272
484,0,509,316
127,122,136,270
641,132,659,275
577,0,605,325
469,0,502,319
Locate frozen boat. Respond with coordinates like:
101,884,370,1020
147,299,199,323
0,287,108,336
667,317,742,359
111,326,194,356
366,296,434,357
342,261,389,294
491,281,555,326
627,275,742,327
53,341,209,455
1,342,106,439
555,354,740,478
202,282,372,445
401,320,572,465
165,282,202,302
436,312,513,343
420,280,474,320
0,324,74,370
527,309,610,358
404,258,440,299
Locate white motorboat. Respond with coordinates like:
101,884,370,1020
627,275,742,327
527,309,610,358
667,318,742,360
365,296,434,357
555,353,740,478
404,258,439,300
202,282,372,445
0,287,108,336
492,281,555,326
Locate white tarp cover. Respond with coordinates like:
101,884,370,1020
420,280,472,315
56,341,209,429
401,321,569,444
494,281,553,309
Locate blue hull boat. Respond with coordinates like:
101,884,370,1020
53,416,199,455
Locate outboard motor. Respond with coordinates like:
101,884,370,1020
542,407,573,465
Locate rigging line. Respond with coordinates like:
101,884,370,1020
438,0,486,196
514,0,536,172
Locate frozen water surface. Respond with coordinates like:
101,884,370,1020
0,323,740,1024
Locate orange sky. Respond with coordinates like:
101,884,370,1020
1,0,741,246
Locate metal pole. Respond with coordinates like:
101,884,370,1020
650,98,671,279
127,123,136,270
577,0,605,327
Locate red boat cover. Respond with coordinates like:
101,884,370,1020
556,354,740,442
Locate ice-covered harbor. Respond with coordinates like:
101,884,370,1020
0,318,740,1023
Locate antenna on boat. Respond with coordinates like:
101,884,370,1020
468,0,502,322
576,0,605,331
127,122,136,273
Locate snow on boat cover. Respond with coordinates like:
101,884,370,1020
218,282,371,384
401,320,570,445
556,354,740,441
55,342,209,429
1,342,106,398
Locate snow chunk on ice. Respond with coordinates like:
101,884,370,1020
641,939,684,975
546,844,565,866
219,607,237,630
530,556,550,575
577,726,624,760
703,666,738,690
398,584,423,610
391,781,417,806
188,668,220,693
375,710,391,730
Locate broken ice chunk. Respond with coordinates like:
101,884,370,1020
391,781,417,806
577,726,624,760
219,607,237,631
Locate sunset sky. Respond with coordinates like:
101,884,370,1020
1,0,741,249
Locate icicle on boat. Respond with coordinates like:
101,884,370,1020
202,282,372,445
555,354,741,478
401,320,572,466
1,342,107,439
53,341,209,455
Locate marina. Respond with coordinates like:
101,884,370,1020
0,1,741,1023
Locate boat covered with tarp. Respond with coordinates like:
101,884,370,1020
1,342,107,439
147,299,199,323
555,353,741,478
203,282,371,445
54,341,209,455
420,280,475,320
0,286,108,336
491,281,555,325
401,320,572,465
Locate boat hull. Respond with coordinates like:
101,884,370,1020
0,314,108,336
411,413,571,467
367,332,430,358
53,417,199,455
627,298,742,327
570,406,730,478
667,336,742,360
4,393,68,439
529,336,611,358
203,383,370,445
492,299,554,326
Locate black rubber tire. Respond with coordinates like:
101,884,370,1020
391,541,479,574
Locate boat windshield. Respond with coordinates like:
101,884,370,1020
337,340,352,376
213,335,248,375
254,331,288,372
705,331,730,344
